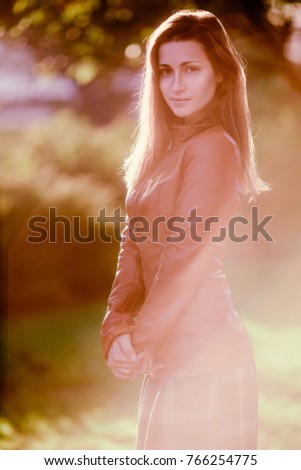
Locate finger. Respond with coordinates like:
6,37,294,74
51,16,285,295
112,368,138,380
108,359,138,369
108,340,136,364
118,336,138,362
113,371,129,379
118,368,131,375
120,347,137,362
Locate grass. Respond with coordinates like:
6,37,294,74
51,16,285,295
2,302,142,450
2,299,301,450
247,318,301,449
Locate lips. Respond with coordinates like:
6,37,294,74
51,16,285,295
170,98,190,101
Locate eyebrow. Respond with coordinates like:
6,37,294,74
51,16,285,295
158,61,202,67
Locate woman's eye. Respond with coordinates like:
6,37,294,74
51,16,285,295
159,68,171,76
186,66,199,72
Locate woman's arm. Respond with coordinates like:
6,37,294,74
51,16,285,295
131,130,240,354
100,215,145,360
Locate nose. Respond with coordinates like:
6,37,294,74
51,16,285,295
171,71,186,93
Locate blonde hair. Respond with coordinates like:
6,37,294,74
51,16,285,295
121,9,271,201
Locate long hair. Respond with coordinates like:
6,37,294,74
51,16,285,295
121,9,271,200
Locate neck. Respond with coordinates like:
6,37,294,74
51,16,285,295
184,109,207,126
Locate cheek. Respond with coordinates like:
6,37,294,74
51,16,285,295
208,70,218,94
195,73,217,99
159,79,166,93
159,80,169,100
208,80,217,99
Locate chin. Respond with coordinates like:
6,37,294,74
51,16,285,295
171,110,191,119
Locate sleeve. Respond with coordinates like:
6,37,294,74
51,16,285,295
100,214,145,359
131,131,240,353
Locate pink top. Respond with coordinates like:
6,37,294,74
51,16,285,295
100,124,254,378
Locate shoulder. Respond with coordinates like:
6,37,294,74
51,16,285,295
181,126,238,174
186,126,235,158
182,126,239,190
179,127,241,197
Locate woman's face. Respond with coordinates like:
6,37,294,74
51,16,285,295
158,40,219,124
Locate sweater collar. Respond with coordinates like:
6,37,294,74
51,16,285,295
168,120,223,150
171,122,212,143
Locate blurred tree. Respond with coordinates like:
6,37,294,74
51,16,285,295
1,0,300,316
0,0,300,90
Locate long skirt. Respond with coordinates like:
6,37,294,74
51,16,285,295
136,361,258,450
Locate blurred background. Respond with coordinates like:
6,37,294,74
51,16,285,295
0,0,300,450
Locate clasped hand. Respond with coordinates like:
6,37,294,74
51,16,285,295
107,333,163,380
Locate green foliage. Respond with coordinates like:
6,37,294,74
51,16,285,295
1,111,136,312
0,14,300,449
3,301,141,449
0,0,298,83
2,302,301,449
249,319,301,449
1,109,134,224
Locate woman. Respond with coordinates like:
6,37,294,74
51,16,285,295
100,9,270,450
